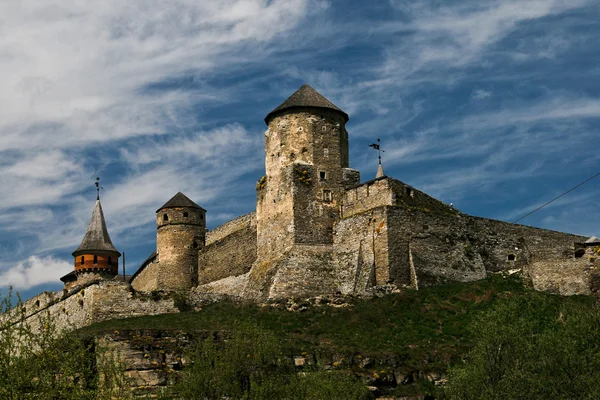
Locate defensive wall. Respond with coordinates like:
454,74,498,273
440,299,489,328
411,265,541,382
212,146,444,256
205,212,256,245
1,280,177,335
333,176,589,295
198,214,257,285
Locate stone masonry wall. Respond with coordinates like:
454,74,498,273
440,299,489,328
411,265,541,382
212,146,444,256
131,260,159,292
206,212,256,246
334,208,388,295
385,207,586,287
341,177,457,219
530,245,600,296
2,281,178,336
198,224,257,285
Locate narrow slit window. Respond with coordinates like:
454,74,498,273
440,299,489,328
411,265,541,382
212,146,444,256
163,214,168,221
80,256,84,265
108,256,112,266
323,190,332,202
93,255,98,264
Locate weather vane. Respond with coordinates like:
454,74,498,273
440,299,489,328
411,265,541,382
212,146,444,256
95,177,104,200
368,138,384,165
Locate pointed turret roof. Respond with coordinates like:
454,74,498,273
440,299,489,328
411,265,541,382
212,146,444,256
157,192,205,213
376,162,386,179
72,199,120,256
265,84,349,124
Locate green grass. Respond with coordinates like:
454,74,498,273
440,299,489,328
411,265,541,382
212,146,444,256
81,275,574,366
78,275,598,398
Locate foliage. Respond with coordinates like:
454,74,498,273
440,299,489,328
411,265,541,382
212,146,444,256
0,288,131,400
294,165,312,185
167,322,373,400
172,291,192,312
444,294,600,400
256,175,267,191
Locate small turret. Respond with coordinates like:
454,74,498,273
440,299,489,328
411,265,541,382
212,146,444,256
67,198,121,287
156,192,206,290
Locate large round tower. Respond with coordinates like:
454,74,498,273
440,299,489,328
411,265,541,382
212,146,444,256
257,84,356,262
156,192,206,290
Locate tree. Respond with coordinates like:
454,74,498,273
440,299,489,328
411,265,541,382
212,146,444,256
444,294,600,400
169,322,373,400
0,288,131,400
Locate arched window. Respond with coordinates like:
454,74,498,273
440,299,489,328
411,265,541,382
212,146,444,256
163,214,169,221
93,255,98,264
108,256,112,266
80,256,84,265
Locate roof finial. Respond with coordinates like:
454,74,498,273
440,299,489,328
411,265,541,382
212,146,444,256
95,177,103,200
369,138,386,178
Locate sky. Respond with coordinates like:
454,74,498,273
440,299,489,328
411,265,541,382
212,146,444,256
1,0,599,301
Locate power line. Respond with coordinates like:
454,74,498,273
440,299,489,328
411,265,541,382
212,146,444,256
512,171,600,224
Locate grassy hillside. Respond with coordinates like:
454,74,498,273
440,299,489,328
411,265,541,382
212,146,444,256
80,274,599,398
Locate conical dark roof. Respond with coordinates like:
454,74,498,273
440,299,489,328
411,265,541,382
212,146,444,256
72,200,120,256
157,192,205,212
265,84,349,124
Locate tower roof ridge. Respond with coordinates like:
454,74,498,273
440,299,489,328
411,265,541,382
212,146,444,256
157,192,205,212
72,199,120,256
265,84,349,124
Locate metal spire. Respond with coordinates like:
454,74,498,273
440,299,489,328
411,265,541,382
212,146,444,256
95,177,103,200
368,138,386,178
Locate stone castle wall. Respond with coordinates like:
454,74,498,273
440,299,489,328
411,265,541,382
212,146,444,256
206,212,256,246
131,258,159,292
198,223,257,285
530,245,600,296
2,281,177,335
389,207,586,287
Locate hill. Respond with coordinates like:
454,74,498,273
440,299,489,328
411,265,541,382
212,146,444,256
77,273,599,398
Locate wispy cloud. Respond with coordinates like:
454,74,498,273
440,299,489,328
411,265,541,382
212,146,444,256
0,256,72,290
0,0,598,295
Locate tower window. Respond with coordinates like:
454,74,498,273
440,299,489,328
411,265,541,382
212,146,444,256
93,255,98,264
108,256,112,266
507,254,516,261
200,214,204,221
183,212,188,217
80,256,84,265
575,249,585,258
323,190,332,202
163,214,168,221
319,171,327,181
406,188,414,197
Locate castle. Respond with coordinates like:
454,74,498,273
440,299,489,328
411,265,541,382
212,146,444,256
8,85,599,332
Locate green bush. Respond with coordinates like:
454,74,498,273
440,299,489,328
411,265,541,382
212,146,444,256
0,289,131,400
168,322,373,399
444,295,600,400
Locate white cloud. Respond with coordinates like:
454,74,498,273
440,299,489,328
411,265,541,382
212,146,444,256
0,256,72,290
471,89,492,100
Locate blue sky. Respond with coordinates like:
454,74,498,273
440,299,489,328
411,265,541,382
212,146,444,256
1,0,599,301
